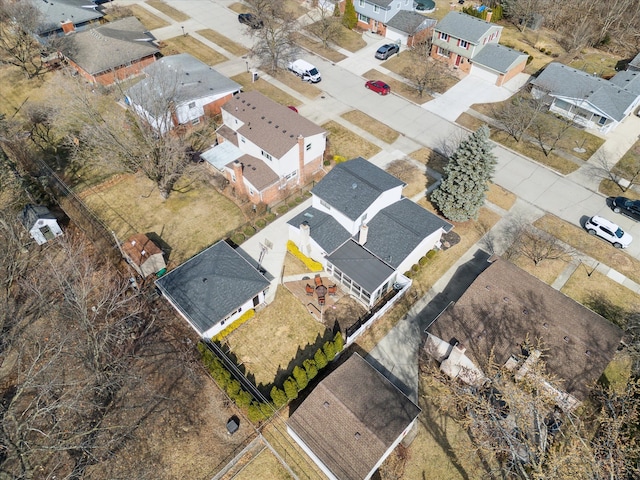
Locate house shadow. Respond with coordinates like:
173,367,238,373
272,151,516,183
145,231,172,263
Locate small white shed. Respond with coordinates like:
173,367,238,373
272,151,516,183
18,205,63,245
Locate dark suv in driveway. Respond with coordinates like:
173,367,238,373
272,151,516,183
612,196,640,221
375,44,399,60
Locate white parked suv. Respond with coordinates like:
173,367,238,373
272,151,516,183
584,215,632,248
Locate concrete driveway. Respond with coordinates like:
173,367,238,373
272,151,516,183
422,72,531,122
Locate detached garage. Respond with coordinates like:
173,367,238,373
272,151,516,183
471,43,528,86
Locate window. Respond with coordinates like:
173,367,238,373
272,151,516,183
231,171,236,182
598,116,607,125
285,170,298,180
306,143,311,151
358,13,368,22
191,117,200,125
459,40,469,49
261,150,272,161
439,32,449,41
320,199,331,210
249,187,254,196
373,5,379,12
437,47,449,57
359,0,364,6
188,101,196,109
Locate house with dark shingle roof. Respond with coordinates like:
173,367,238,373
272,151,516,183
59,16,159,86
287,353,420,480
288,157,452,308
425,257,624,411
32,0,103,42
530,62,640,133
155,240,270,339
385,10,436,47
125,54,241,133
204,91,327,206
431,11,527,86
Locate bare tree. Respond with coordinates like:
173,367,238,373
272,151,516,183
249,17,299,72
501,0,546,32
0,0,47,78
530,111,574,157
491,94,544,143
306,1,343,48
502,216,573,266
402,42,450,97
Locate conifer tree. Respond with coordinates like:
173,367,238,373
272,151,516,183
342,0,357,29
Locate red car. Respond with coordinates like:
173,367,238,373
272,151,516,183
365,80,390,95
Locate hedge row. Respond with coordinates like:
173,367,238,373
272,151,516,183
212,309,255,342
287,240,323,272
404,249,437,279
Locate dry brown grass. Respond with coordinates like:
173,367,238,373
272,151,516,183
80,170,245,265
499,24,566,74
161,35,228,65
535,214,640,285
125,4,170,29
599,179,640,200
333,27,367,52
270,69,323,99
294,33,347,63
196,29,249,57
225,287,329,388
231,73,301,106
486,183,516,211
341,110,400,144
322,121,382,160
283,252,312,276
561,268,640,313
362,68,433,103
511,255,569,286
0,66,53,118
569,50,623,79
410,147,449,174
233,447,293,480
228,2,247,14
146,0,190,22
386,159,428,199
382,54,460,94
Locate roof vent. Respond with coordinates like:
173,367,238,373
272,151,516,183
522,308,529,315
275,125,279,129
503,296,509,303
485,285,491,290
141,250,146,256
323,401,329,408
543,322,548,329
585,350,591,356
202,278,208,283
354,432,361,439
261,116,265,119
352,183,357,189
268,120,272,124
563,336,569,343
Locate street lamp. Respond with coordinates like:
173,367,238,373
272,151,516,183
181,26,185,36
245,60,249,73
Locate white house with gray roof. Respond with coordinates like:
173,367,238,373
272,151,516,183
288,157,452,308
155,240,270,339
125,54,241,133
530,62,640,133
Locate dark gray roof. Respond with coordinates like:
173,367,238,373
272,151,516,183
366,0,393,8
530,62,639,121
629,52,640,70
60,16,158,75
471,43,528,74
326,240,395,294
155,241,270,335
127,53,241,106
311,158,405,221
364,198,452,269
386,11,436,34
610,70,640,97
288,207,351,254
18,204,55,230
287,353,420,480
33,0,103,35
434,11,497,44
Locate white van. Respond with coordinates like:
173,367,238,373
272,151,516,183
287,59,321,83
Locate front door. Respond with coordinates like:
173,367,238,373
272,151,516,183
40,225,54,240
455,55,462,67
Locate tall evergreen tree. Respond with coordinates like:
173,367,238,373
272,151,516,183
342,0,357,29
431,125,496,222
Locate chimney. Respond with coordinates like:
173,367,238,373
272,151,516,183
232,160,246,196
448,343,466,364
485,9,493,22
61,20,75,34
358,224,368,246
297,134,305,185
300,223,310,246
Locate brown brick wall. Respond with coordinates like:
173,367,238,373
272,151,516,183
67,55,157,86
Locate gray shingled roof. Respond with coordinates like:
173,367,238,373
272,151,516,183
326,240,395,294
434,11,497,44
18,204,55,230
610,70,640,97
33,0,103,35
427,258,623,401
629,52,640,70
287,353,420,480
364,198,452,268
386,11,436,34
530,62,639,121
226,154,280,191
59,16,158,75
366,0,393,8
222,91,325,159
288,207,351,254
127,53,241,107
311,157,405,221
155,241,269,335
471,43,528,74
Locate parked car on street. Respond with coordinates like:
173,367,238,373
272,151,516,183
238,13,263,29
612,196,640,221
365,80,390,95
584,215,632,248
375,44,399,60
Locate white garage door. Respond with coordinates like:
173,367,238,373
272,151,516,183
385,28,405,45
470,64,499,84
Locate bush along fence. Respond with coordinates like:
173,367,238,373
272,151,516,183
197,332,344,423
403,249,437,279
286,240,323,272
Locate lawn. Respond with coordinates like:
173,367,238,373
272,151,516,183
231,73,301,107
121,4,169,30
0,65,52,118
498,23,565,74
341,110,400,144
294,32,347,63
534,214,640,285
225,287,330,389
362,68,431,103
385,159,429,199
485,183,516,211
612,139,640,181
160,35,228,65
331,26,367,52
561,268,640,314
569,50,622,79
599,179,640,200
196,29,249,57
234,447,293,480
146,0,190,22
511,255,568,286
270,69,323,99
322,121,382,160
410,147,449,175
79,170,245,265
382,54,460,94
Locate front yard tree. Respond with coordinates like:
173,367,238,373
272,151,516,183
307,1,343,48
431,125,497,222
402,42,449,97
491,94,544,143
342,0,357,29
248,0,298,73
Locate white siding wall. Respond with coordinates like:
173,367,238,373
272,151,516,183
396,229,444,274
30,219,63,245
201,293,264,339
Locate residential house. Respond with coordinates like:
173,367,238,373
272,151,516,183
155,240,270,339
287,353,421,480
32,0,103,42
18,204,63,245
352,0,416,36
287,157,452,309
202,91,327,206
626,52,640,72
431,11,528,86
530,62,640,133
121,233,166,278
59,16,159,86
385,10,436,47
425,257,624,410
125,54,242,133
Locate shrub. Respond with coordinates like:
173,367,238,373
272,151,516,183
314,348,328,369
405,270,413,279
323,159,331,166
226,379,241,398
284,377,299,400
231,233,245,244
256,219,266,229
236,390,252,408
323,341,336,362
333,332,344,354
545,50,552,56
426,249,437,259
419,256,428,266
243,226,256,236
333,155,346,164
212,309,255,342
411,264,419,273
303,359,318,380
293,365,308,391
260,402,273,418
270,386,288,408
526,55,533,65
294,196,303,204
286,240,323,272
266,213,276,223
247,402,266,422
277,205,289,215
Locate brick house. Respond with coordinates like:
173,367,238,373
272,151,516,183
32,0,103,43
202,91,327,206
